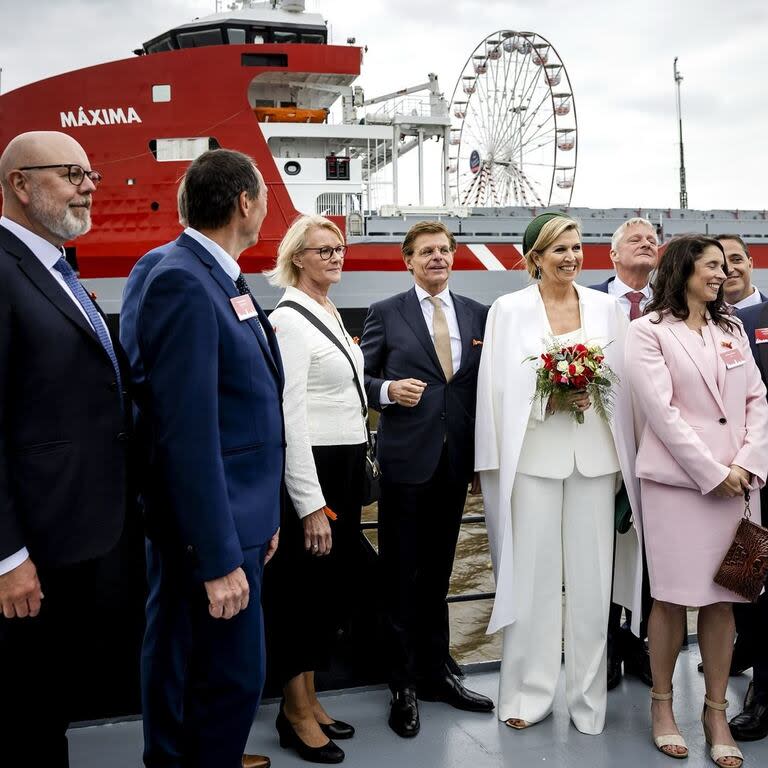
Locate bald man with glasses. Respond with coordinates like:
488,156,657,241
0,131,129,768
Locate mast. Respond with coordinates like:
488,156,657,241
673,57,688,209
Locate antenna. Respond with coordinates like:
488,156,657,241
673,57,688,209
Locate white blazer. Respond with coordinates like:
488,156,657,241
475,283,643,635
271,286,367,518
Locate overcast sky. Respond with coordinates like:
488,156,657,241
0,0,765,211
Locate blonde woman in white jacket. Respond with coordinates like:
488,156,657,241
475,213,643,735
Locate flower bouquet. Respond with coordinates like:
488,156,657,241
525,340,618,424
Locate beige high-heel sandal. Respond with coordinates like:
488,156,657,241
504,718,530,730
702,697,743,768
651,689,689,759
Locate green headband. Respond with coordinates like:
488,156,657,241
523,212,570,255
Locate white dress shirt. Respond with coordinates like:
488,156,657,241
380,283,463,405
0,216,114,575
270,286,367,518
729,286,763,310
607,274,652,319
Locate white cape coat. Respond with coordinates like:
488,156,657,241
474,283,644,636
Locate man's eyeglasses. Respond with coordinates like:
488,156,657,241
18,164,103,187
302,245,347,260
416,246,453,258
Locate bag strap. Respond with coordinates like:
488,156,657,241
277,300,374,448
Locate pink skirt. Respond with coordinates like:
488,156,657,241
640,479,752,606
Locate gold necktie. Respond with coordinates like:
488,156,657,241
428,296,454,382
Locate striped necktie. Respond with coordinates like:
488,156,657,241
54,257,123,401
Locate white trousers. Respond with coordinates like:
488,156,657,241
498,469,615,735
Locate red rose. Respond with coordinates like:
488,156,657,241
568,363,577,376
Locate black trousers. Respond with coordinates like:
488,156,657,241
378,447,467,690
608,555,652,653
263,443,366,686
0,544,141,768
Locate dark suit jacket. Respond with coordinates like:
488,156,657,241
589,277,614,294
361,286,488,485
0,224,127,567
134,233,284,582
736,300,768,527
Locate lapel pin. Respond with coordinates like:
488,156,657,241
720,341,733,349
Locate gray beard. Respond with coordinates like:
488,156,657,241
28,188,91,241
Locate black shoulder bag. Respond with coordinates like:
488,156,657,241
278,300,381,505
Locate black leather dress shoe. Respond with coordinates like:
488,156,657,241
419,672,495,712
623,647,653,687
388,687,420,738
729,682,768,742
320,720,355,740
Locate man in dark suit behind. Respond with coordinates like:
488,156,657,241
730,301,768,742
590,216,658,690
361,221,493,738
0,131,128,767
130,150,283,768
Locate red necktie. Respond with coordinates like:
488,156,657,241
625,291,644,321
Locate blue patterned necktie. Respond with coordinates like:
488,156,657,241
53,257,123,401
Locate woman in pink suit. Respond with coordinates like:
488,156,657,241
626,235,768,768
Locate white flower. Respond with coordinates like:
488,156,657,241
556,360,569,373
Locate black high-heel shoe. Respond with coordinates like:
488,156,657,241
276,705,345,764
319,720,355,740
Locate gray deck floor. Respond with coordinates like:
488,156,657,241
69,647,768,767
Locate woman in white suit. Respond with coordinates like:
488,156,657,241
475,213,643,735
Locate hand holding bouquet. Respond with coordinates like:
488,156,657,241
525,340,618,424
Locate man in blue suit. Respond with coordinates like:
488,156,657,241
729,300,768,741
127,150,283,768
590,217,658,691
361,221,493,738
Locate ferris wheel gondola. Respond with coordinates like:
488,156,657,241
448,30,577,208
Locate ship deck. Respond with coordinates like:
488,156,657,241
70,647,767,768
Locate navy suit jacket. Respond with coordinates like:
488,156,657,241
589,276,614,294
133,233,284,582
0,224,127,567
361,286,488,485
736,300,768,527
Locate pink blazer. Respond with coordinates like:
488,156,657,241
625,313,768,494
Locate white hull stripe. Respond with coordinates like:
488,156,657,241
467,243,507,271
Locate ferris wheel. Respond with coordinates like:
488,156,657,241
448,31,577,208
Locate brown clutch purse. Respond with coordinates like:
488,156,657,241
713,490,768,602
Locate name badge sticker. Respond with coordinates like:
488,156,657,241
720,348,746,369
755,328,768,345
230,294,258,321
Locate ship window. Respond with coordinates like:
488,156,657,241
241,53,288,67
146,36,173,54
227,28,246,44
177,28,223,49
302,33,325,44
152,85,172,103
325,156,350,181
149,137,220,162
284,161,301,176
273,30,299,44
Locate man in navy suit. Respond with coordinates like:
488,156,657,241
728,301,768,741
590,217,658,690
361,221,493,738
0,131,128,767
720,234,767,309
128,150,283,768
